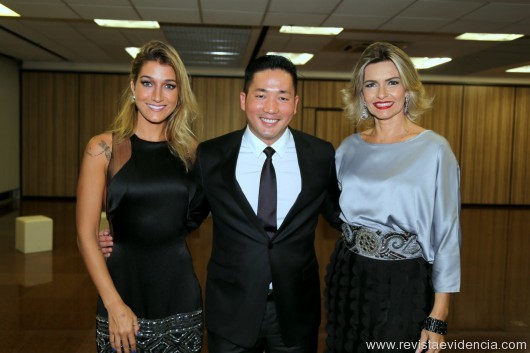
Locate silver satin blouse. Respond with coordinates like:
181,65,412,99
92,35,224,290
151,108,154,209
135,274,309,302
336,130,461,293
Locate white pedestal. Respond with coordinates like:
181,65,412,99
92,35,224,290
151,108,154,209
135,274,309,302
15,215,53,254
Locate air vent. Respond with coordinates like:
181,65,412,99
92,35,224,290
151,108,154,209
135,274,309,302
340,41,374,53
161,24,251,68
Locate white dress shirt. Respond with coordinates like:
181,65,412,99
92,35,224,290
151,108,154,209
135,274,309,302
236,126,301,229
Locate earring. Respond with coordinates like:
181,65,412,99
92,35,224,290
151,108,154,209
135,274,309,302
361,103,369,120
131,95,136,103
404,95,409,115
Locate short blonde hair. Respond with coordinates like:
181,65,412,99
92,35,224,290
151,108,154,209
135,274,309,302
342,42,432,126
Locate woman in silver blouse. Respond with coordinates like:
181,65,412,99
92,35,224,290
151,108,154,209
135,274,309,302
325,42,461,353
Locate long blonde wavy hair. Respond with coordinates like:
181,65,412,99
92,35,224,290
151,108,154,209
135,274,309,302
110,40,199,170
342,42,433,127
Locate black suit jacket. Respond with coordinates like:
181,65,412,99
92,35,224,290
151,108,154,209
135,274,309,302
188,127,341,347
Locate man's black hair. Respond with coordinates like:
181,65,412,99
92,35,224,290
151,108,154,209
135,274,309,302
243,55,298,93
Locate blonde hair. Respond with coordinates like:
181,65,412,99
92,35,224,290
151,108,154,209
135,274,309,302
342,42,432,127
110,40,199,170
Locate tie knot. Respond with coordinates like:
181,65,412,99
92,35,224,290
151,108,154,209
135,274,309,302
263,147,275,159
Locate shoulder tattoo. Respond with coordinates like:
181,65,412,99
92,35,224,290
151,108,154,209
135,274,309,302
86,140,112,160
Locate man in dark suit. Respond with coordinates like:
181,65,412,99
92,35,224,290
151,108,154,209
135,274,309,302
188,55,341,353
100,55,341,353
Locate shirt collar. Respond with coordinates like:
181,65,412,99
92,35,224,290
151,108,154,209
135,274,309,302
242,125,292,158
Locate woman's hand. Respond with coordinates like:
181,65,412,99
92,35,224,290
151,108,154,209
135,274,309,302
107,302,140,353
98,228,114,258
417,329,444,353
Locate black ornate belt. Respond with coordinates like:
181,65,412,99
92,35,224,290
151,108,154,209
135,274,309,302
342,224,422,260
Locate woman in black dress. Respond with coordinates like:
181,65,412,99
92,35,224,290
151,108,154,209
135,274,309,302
77,40,202,353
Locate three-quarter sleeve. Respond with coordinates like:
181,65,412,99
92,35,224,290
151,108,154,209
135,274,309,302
431,143,461,293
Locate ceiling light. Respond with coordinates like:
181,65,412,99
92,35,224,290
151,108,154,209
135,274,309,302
267,52,314,65
455,33,523,41
410,57,452,69
95,19,159,29
0,3,20,17
279,26,343,36
506,65,530,73
125,47,140,58
207,51,239,56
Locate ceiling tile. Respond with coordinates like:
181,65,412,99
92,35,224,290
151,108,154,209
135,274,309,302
262,30,334,53
201,11,264,26
259,31,292,49
268,0,341,13
497,20,530,35
334,0,416,16
65,0,130,5
262,12,329,26
19,21,113,61
201,0,268,12
400,0,485,19
131,0,198,8
463,2,530,22
380,17,452,32
0,30,63,61
136,8,201,23
68,5,141,20
324,15,390,29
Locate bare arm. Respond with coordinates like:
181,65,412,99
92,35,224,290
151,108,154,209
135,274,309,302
76,134,138,353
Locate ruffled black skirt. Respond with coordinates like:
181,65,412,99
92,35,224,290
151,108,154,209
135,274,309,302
324,238,434,353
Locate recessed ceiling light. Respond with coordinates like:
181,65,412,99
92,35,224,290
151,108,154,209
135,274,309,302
506,65,530,73
279,26,343,36
267,52,314,65
0,3,20,17
455,33,523,41
206,51,239,56
410,57,452,69
125,47,140,58
95,19,159,29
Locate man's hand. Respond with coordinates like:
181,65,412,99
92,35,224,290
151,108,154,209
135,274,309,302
98,228,114,258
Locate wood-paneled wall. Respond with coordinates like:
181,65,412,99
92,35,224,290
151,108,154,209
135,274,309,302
512,87,530,204
302,80,347,108
460,86,515,204
191,77,246,142
422,84,464,161
22,73,80,197
21,73,530,205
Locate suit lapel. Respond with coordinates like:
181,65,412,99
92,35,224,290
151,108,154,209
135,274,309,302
222,129,269,240
275,129,312,237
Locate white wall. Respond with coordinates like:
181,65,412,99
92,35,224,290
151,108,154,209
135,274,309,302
0,55,20,195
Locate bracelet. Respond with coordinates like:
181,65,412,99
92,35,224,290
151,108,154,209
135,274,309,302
423,317,448,335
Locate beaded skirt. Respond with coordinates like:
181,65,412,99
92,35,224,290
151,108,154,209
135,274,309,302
96,310,203,353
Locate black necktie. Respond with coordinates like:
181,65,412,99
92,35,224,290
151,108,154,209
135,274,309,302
257,147,277,237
